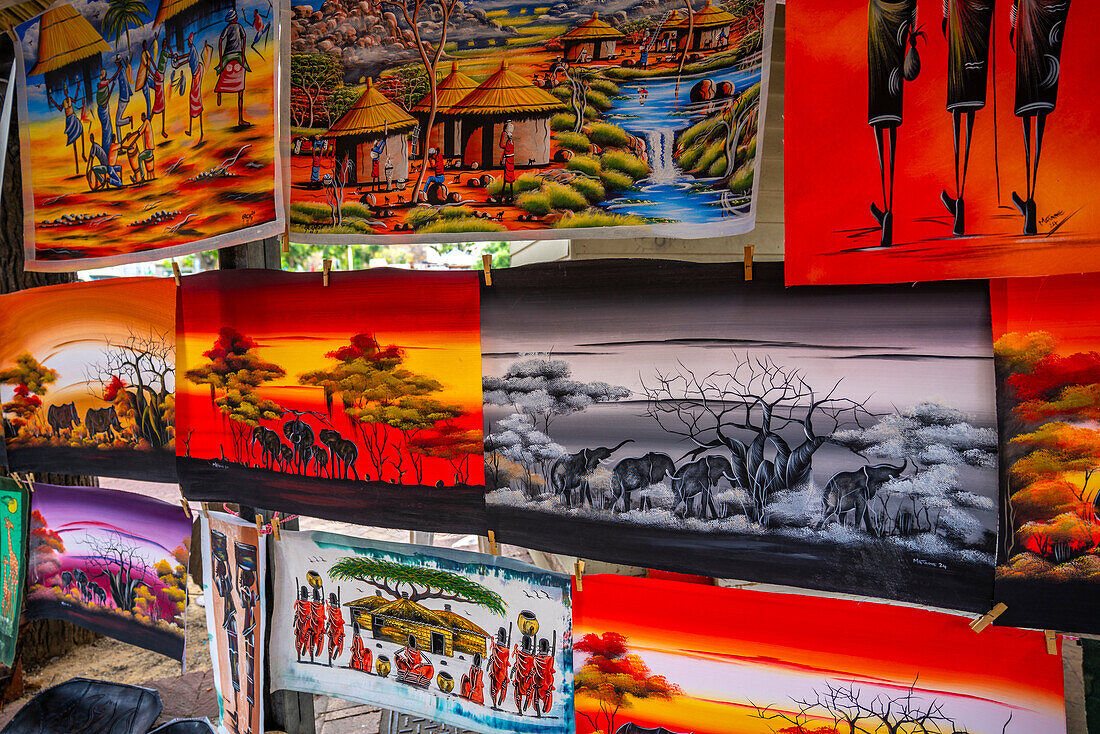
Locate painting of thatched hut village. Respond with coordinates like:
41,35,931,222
289,0,774,239
0,278,176,482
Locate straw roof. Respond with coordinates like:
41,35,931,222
410,62,479,114
324,79,417,138
449,61,566,117
372,597,451,628
153,0,201,28
0,0,50,33
669,1,738,29
347,593,391,613
27,4,110,77
561,12,624,42
434,608,490,638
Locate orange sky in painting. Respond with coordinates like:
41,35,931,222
573,576,1065,734
991,276,1100,353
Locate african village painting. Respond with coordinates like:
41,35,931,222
483,261,1000,612
13,0,282,270
176,269,486,532
288,0,774,240
25,483,192,661
0,278,177,482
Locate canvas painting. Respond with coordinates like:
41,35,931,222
484,260,999,611
202,512,266,734
0,477,27,668
573,574,1066,734
12,0,284,271
269,530,572,734
176,268,486,532
287,0,774,242
25,482,191,661
0,277,177,482
991,274,1100,633
784,1,1100,285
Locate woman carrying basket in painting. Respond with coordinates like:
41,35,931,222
48,84,85,174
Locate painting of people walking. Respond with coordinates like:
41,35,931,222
785,1,1100,285
573,574,1066,734
991,274,1100,633
269,530,572,734
25,482,191,661
288,0,775,241
0,277,177,482
176,268,485,532
12,0,284,271
484,261,999,611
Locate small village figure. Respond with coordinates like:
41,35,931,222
47,84,85,174
532,637,555,716
310,137,323,185
349,620,372,672
511,634,536,714
293,584,312,661
369,140,384,191
118,112,155,183
95,68,116,152
236,541,260,734
308,573,326,662
86,132,123,190
326,590,345,666
459,652,485,705
423,146,446,200
250,3,273,56
395,635,434,687
210,530,239,733
215,9,252,128
499,120,516,201
111,54,134,142
384,156,394,192
188,40,214,140
488,626,510,709
135,38,154,122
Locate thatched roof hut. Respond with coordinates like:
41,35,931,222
411,63,479,158
28,4,110,106
348,593,490,658
324,79,417,184
154,0,235,52
665,0,738,51
560,13,624,62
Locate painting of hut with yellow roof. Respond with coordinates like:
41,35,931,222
288,0,776,240
13,0,283,271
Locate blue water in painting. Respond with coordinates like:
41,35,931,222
602,63,762,225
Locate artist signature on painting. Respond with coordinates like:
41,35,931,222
1040,210,1065,226
211,461,232,470
912,558,948,570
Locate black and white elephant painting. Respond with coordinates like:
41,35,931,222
610,452,675,512
816,460,908,531
671,455,736,520
549,440,634,508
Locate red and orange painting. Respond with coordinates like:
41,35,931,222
176,268,485,532
785,1,1100,285
991,274,1100,633
574,574,1066,734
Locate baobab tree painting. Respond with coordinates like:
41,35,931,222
573,575,1067,734
25,483,192,661
483,261,999,611
176,268,485,533
992,274,1100,634
0,278,176,482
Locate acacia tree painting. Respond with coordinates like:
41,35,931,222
0,353,58,437
574,631,680,734
291,54,343,129
82,531,154,613
87,328,175,451
409,424,483,485
329,557,506,615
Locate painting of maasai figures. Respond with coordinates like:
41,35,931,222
269,530,572,734
202,512,265,734
0,478,28,668
12,0,284,271
25,483,191,661
287,0,775,242
484,261,999,611
574,574,1067,734
991,274,1100,633
785,1,1100,285
0,278,177,482
176,269,485,532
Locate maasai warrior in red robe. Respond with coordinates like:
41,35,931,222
499,121,515,201
459,652,485,705
310,587,326,660
349,621,372,672
532,638,555,715
487,627,510,708
395,635,434,687
511,637,537,714
326,593,345,665
293,585,311,660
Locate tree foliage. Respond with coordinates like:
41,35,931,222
328,556,505,615
574,632,680,734
0,352,58,394
290,53,343,128
103,0,149,56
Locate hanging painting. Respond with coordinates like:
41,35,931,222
202,512,265,734
573,574,1066,734
0,277,177,482
269,530,572,734
25,482,191,661
287,0,775,242
11,0,284,271
785,1,1100,285
176,268,486,532
991,274,1100,633
0,477,27,668
483,260,999,612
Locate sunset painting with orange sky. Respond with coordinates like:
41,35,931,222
573,575,1066,734
0,277,176,481
176,268,485,532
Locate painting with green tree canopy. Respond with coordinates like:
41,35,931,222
270,529,572,734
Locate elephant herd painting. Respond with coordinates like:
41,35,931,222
482,261,1001,611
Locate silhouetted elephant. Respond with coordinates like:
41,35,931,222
283,411,319,474
310,445,329,477
61,571,73,594
549,440,634,508
610,453,675,512
47,403,80,436
319,429,360,480
85,407,122,442
92,583,108,606
73,568,89,601
817,460,907,532
672,456,735,519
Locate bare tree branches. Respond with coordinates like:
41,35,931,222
82,531,152,612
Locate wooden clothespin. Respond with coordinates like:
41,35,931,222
574,559,585,592
271,516,282,541
744,245,754,281
482,253,493,286
969,602,1007,633
323,258,332,287
171,261,182,285
200,502,211,519
255,514,264,535
1045,630,1058,655
487,530,499,556
282,226,291,254
180,497,192,520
